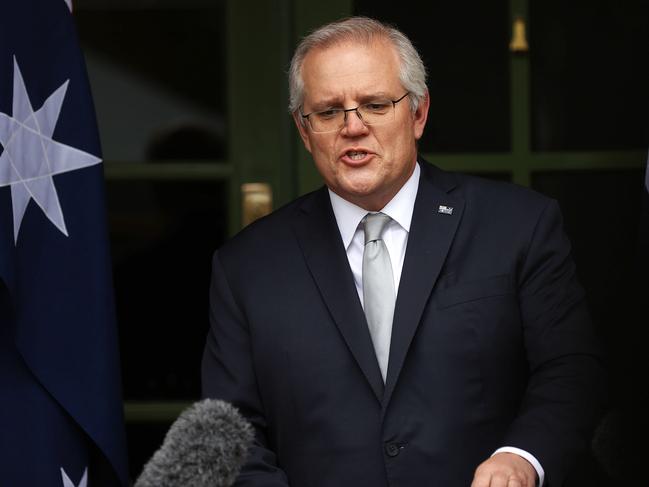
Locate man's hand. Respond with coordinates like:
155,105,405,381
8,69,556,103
471,452,537,487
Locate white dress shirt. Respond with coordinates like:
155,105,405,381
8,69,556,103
327,162,545,486
329,163,419,305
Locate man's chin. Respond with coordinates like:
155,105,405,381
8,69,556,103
337,186,389,211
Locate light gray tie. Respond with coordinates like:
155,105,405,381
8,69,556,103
362,212,395,382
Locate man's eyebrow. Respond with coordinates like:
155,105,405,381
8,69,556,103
357,92,392,103
309,92,395,111
310,97,343,111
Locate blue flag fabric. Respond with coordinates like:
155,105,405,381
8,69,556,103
0,1,128,485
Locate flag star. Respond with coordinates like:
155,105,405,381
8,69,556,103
0,57,101,243
61,467,88,487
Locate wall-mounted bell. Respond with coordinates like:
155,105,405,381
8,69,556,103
509,16,529,53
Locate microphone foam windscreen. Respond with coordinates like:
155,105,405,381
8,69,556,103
135,399,253,487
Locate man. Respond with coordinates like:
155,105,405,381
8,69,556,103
202,17,605,487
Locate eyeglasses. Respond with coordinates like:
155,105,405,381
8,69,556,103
300,92,410,133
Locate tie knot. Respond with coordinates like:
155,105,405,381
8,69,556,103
363,212,391,244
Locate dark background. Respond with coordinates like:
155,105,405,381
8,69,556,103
73,0,648,483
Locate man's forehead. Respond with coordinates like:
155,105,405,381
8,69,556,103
300,39,402,105
303,84,403,109
303,38,398,68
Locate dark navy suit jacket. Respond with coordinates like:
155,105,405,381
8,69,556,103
202,161,605,486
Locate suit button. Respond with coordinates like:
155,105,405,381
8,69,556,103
385,443,400,457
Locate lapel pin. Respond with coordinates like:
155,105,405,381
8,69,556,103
438,205,454,215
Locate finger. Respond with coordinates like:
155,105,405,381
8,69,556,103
470,471,491,487
489,472,511,487
507,478,523,487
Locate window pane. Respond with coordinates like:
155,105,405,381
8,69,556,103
530,0,649,151
75,0,227,161
354,0,510,153
107,180,227,399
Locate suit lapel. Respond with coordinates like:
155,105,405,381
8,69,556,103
383,163,464,409
292,188,384,403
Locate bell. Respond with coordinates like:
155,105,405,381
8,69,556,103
509,16,529,53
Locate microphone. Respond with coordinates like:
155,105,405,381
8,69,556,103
135,399,254,487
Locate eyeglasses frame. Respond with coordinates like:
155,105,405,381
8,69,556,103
300,92,410,133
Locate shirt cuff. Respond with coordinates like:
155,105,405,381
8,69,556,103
492,446,545,487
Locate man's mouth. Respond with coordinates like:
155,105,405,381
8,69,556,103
347,150,368,160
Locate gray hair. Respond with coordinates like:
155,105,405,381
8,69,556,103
288,17,427,115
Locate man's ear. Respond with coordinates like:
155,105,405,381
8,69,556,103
292,111,312,153
412,90,430,141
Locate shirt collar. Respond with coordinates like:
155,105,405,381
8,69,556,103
328,162,421,249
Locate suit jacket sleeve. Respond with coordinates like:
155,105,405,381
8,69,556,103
202,251,290,487
503,199,607,485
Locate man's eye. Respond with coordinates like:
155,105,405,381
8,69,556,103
364,102,391,113
315,109,340,120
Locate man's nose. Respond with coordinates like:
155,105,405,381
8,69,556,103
341,109,369,136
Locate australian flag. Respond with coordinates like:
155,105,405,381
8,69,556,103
0,1,128,486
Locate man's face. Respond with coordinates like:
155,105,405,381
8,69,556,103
294,39,429,211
